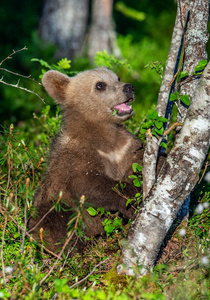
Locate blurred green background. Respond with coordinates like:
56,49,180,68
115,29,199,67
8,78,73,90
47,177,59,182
0,0,209,127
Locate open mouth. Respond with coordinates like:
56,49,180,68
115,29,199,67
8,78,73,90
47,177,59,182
113,98,134,116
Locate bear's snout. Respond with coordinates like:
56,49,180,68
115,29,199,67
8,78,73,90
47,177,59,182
123,84,135,95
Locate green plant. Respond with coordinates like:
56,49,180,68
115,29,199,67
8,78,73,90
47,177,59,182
169,91,190,106
31,57,78,78
140,110,168,147
86,206,123,237
128,162,143,188
95,50,131,73
102,216,123,237
145,61,164,78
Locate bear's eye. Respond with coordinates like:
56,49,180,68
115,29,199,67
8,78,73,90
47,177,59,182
118,77,121,82
96,82,106,91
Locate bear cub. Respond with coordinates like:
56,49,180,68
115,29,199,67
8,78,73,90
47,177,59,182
29,68,143,253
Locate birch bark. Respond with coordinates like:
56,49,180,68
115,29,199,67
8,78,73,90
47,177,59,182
118,62,210,275
178,0,209,123
142,0,189,198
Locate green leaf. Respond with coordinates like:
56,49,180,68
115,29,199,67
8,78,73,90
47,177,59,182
148,110,158,120
102,219,112,226
180,95,190,106
57,58,71,70
112,109,118,116
128,175,137,179
104,225,115,235
87,207,97,216
155,127,164,135
178,70,189,79
170,93,178,101
158,116,168,123
97,207,105,216
155,121,163,129
113,217,122,227
160,142,167,149
142,120,154,128
133,178,141,187
152,129,159,139
141,128,147,134
126,198,133,206
54,279,70,293
195,60,207,72
115,2,146,22
132,163,142,173
31,58,51,69
95,50,130,69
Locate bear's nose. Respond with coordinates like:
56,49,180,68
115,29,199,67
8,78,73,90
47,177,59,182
123,84,135,94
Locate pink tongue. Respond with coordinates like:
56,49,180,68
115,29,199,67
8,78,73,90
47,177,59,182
114,103,132,112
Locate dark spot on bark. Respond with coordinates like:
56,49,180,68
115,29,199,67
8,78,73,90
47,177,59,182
205,87,210,96
183,136,190,144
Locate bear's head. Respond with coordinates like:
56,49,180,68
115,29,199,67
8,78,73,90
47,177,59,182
42,68,135,124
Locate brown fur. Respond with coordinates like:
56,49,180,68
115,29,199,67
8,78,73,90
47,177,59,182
29,68,143,253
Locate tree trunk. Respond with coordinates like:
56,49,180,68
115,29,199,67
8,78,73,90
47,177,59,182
118,0,210,276
39,0,89,59
118,62,210,276
178,0,209,123
142,0,189,199
87,0,120,59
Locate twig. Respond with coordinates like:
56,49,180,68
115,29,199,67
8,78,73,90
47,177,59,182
169,261,198,273
61,236,79,270
0,77,45,103
18,262,30,290
113,187,137,210
198,161,210,184
0,67,42,86
0,47,45,103
28,192,63,234
162,122,183,138
0,47,27,67
69,256,111,289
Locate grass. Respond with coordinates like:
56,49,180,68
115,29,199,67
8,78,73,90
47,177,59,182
0,106,209,299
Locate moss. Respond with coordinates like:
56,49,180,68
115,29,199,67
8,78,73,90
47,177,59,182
102,269,129,291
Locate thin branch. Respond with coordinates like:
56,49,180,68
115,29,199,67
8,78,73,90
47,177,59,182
18,262,30,290
0,67,42,86
28,193,62,234
198,162,210,184
0,47,28,67
162,122,183,138
69,256,111,289
0,77,45,103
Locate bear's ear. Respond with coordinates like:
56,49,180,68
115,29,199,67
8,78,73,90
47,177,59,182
42,70,70,103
